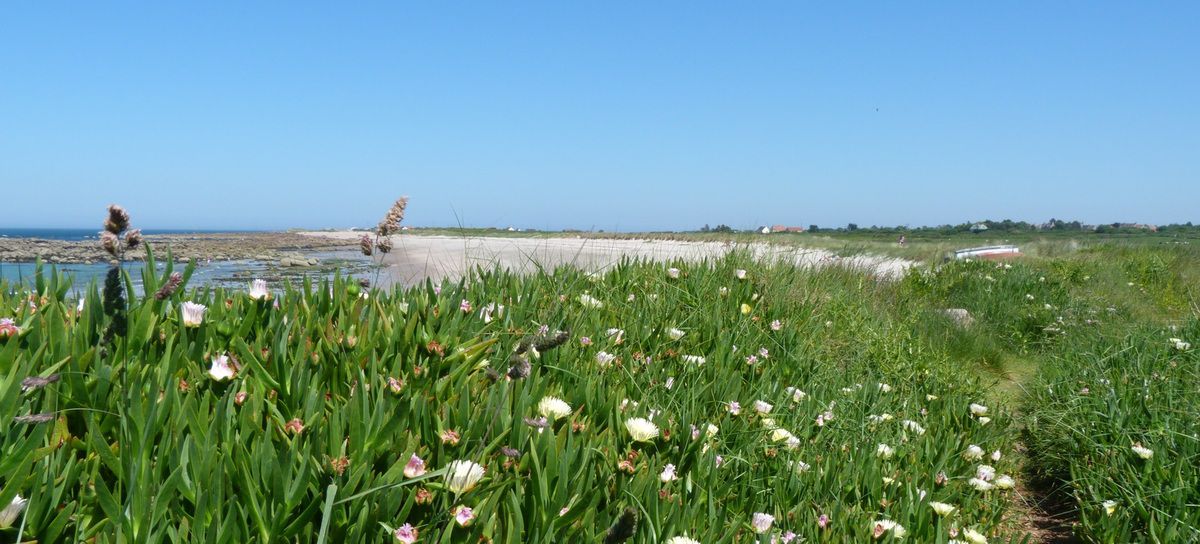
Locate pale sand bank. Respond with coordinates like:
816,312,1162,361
299,231,915,287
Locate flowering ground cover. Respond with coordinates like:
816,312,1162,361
1,240,1196,543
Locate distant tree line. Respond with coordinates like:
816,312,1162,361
693,219,1199,236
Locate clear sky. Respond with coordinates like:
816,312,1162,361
2,2,1196,231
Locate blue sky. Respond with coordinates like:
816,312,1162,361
2,2,1196,231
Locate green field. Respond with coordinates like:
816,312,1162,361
1,235,1197,542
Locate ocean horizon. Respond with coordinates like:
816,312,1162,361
0,228,272,241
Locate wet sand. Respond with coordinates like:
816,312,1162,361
299,231,915,287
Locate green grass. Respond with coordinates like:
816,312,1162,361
1,238,1197,543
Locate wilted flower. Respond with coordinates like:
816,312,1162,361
234,391,248,405
453,505,475,527
771,428,795,443
876,443,895,459
750,512,774,533
181,301,207,328
100,231,120,256
404,453,426,478
930,501,956,516
284,418,305,434
659,463,677,483
626,417,660,442
578,294,604,308
393,523,418,543
441,429,461,445
752,400,773,414
667,328,685,340
538,396,573,420
0,494,27,528
969,403,989,416
445,460,486,494
964,445,984,460
208,354,235,381
1131,443,1154,460
248,279,270,300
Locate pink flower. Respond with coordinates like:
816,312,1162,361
404,453,427,478
758,347,769,359
459,299,471,313
745,354,759,365
770,319,783,331
453,506,475,527
0,318,19,339
817,514,829,529
782,531,797,543
441,429,460,446
728,401,741,415
284,418,305,434
393,523,418,543
579,336,592,346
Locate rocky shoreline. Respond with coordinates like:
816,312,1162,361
0,232,356,265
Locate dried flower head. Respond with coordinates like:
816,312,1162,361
376,196,409,237
100,231,120,257
360,233,374,256
156,273,183,300
124,229,143,250
104,204,130,234
376,235,394,254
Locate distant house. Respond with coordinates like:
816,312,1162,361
770,225,805,233
758,226,771,234
970,223,989,233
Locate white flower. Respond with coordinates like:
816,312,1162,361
991,450,1002,461
785,387,807,402
976,465,996,481
667,328,685,340
968,477,995,491
868,413,894,424
606,328,625,342
926,394,939,401
962,528,988,544
578,294,603,308
878,383,892,393
659,463,677,482
445,460,486,494
873,520,906,539
181,301,207,328
750,512,774,533
994,475,1015,489
248,279,270,300
791,459,811,472
596,351,617,367
667,267,681,279
0,494,27,529
664,537,701,544
1102,499,1118,516
735,269,748,280
785,436,801,450
876,443,895,459
1168,338,1191,350
1131,444,1154,460
705,423,719,438
208,354,235,381
964,445,984,460
681,355,706,366
902,420,926,435
625,417,660,442
760,418,777,429
538,396,572,420
930,501,956,516
969,403,989,416
752,400,773,414
977,416,992,425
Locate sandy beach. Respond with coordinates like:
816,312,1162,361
300,231,915,286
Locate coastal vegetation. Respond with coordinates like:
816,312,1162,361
0,209,1197,542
